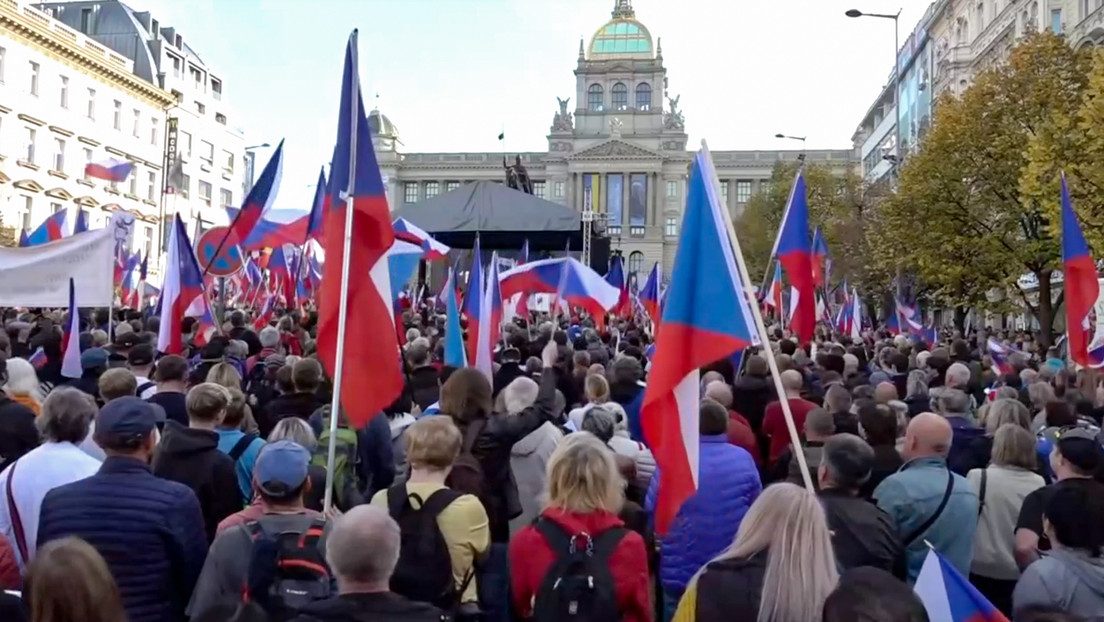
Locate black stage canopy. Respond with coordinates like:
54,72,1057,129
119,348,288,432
395,181,584,251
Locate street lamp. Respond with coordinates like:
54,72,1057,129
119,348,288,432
774,133,807,161
847,8,902,175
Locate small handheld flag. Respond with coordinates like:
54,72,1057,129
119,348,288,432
61,278,81,379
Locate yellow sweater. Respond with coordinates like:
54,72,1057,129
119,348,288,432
672,580,697,622
371,482,490,603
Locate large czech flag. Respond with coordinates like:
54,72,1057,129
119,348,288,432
1061,173,1100,368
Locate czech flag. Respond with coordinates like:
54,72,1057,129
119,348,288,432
642,147,758,535
24,211,68,247
772,172,815,341
640,262,662,323
219,139,285,262
392,217,451,260
28,347,47,370
498,257,620,322
605,255,631,319
18,229,29,248
473,252,503,382
988,338,1013,376
61,278,82,379
84,157,133,182
513,239,531,319
228,207,311,251
1061,173,1099,368
73,210,89,235
253,287,276,331
764,261,783,324
849,286,862,341
444,267,467,367
812,226,829,287
305,167,328,243
914,548,1008,622
463,237,485,367
157,215,217,354
316,30,402,428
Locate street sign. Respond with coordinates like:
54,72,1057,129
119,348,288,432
196,226,244,277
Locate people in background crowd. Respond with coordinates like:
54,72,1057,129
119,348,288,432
822,567,928,622
24,537,127,622
857,401,904,499
762,370,818,465
98,368,137,403
3,358,44,416
769,407,835,488
145,354,189,427
0,358,40,472
127,344,158,400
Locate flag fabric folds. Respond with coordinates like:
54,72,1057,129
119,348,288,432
18,230,29,248
642,148,758,535
392,217,451,260
463,237,485,367
640,262,662,323
765,261,783,324
812,226,828,287
1060,173,1100,368
988,339,1013,376
305,167,328,243
914,547,1008,622
61,278,81,379
773,172,815,341
157,216,216,354
316,30,402,429
220,139,285,261
24,212,68,247
84,157,133,182
444,268,467,368
605,255,631,319
498,257,621,321
73,210,89,235
473,252,502,382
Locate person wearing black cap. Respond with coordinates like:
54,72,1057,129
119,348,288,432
37,396,207,622
1014,426,1104,570
108,331,143,369
818,433,906,579
127,343,157,399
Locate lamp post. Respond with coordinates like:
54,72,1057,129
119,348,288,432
846,8,902,176
774,133,807,161
242,142,270,196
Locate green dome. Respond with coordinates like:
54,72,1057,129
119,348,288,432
589,19,653,58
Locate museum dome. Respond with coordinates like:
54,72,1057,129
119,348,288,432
589,1,653,59
368,108,399,140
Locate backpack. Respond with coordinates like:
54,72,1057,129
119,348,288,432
245,364,277,413
386,486,470,610
531,519,627,622
136,381,156,397
229,434,259,462
310,410,359,510
243,517,332,621
444,419,487,502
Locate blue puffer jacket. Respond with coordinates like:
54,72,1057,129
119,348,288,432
646,435,762,592
37,456,208,622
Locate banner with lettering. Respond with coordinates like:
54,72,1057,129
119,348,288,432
0,228,116,307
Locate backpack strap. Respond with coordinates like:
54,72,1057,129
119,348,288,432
136,381,156,396
534,517,581,556
591,527,629,562
419,488,464,519
977,468,988,517
228,434,258,462
387,484,411,518
297,517,328,549
5,460,28,564
903,467,955,546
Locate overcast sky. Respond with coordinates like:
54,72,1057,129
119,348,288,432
132,0,935,211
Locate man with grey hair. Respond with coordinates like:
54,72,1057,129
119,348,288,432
295,505,444,621
0,388,101,571
704,381,759,466
818,433,905,578
933,388,986,474
763,369,818,465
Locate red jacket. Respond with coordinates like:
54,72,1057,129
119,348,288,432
509,507,651,622
0,534,20,589
727,410,761,466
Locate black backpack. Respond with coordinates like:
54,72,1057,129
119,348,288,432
243,517,332,621
444,420,488,502
532,519,627,622
387,486,471,611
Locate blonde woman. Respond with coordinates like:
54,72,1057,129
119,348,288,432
567,373,627,430
3,357,44,415
205,363,259,434
674,483,839,622
508,432,650,622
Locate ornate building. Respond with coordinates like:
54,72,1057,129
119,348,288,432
375,0,855,281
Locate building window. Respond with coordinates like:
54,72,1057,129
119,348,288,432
425,181,440,198
215,113,226,125
82,147,93,179
171,55,181,78
21,197,32,230
80,7,92,33
1052,8,1062,32
180,174,190,198
533,181,546,199
113,100,121,130
720,181,729,203
59,75,68,108
52,138,65,173
736,180,752,203
219,188,232,208
132,109,140,138
200,140,213,164
403,182,418,203
636,83,652,110
195,102,205,114
630,225,645,237
665,217,677,237
666,180,677,198
628,251,644,274
0,47,6,83
222,150,234,172
759,181,771,195
51,202,64,214
147,118,156,145
86,88,95,119
148,171,157,201
190,66,203,91
446,181,460,193
611,82,628,110
553,181,565,198
211,78,222,100
142,224,153,258
180,130,192,157
588,84,603,111
171,89,183,104
198,180,212,206
23,127,35,164
129,167,138,195
608,224,621,236
28,62,38,96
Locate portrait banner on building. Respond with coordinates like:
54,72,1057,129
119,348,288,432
607,174,623,229
583,174,601,214
629,173,647,227
0,228,116,307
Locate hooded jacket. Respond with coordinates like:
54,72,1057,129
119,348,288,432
152,421,242,543
1013,548,1104,621
508,421,563,534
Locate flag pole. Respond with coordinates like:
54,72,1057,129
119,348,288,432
702,139,815,493
323,30,361,513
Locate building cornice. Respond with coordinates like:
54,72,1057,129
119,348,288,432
0,0,175,109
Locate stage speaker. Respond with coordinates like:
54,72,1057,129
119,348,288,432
590,236,611,274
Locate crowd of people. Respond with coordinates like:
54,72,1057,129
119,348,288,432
0,301,1101,622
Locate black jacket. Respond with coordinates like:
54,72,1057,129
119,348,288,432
0,396,38,472
407,366,441,410
228,326,263,357
459,368,557,543
694,552,767,622
819,488,906,579
261,392,326,437
904,395,930,418
152,421,242,543
293,592,444,622
732,375,773,432
860,444,904,500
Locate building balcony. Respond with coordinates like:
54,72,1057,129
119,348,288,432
1070,3,1104,47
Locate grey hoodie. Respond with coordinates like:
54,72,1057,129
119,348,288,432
1013,548,1104,621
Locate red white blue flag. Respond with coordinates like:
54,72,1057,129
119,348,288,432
1060,173,1100,367
157,215,216,354
772,172,815,340
61,278,81,379
914,548,1008,622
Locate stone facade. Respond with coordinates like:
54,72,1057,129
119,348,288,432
374,0,855,283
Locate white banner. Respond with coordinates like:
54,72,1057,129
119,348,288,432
0,229,116,307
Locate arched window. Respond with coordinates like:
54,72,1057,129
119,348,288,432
588,84,604,111
636,83,652,110
628,251,644,275
611,83,628,110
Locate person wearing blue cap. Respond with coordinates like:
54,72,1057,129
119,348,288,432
59,347,109,405
37,396,208,622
